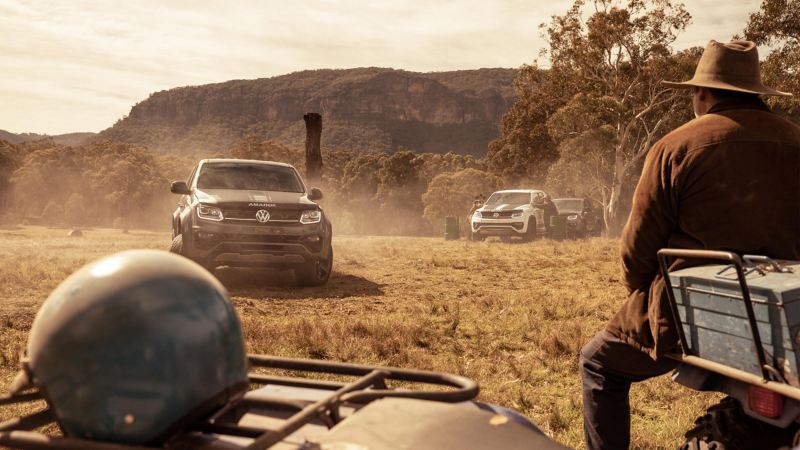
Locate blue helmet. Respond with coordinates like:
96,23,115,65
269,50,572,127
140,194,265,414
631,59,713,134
21,250,248,444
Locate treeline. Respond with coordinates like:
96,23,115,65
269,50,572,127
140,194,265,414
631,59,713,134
0,136,502,235
2,0,795,236
484,0,799,233
1,139,176,230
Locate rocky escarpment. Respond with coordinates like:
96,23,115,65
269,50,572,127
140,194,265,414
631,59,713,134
99,67,517,155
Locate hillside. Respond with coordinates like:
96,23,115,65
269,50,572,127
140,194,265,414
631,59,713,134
0,130,95,146
99,68,518,155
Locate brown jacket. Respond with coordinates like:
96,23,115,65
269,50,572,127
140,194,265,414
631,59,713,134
607,99,800,358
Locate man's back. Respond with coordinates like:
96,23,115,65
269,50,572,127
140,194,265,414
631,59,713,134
621,100,800,296
665,102,800,259
583,40,800,450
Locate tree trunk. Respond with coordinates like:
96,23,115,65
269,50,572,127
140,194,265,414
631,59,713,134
606,150,627,236
303,113,323,184
600,190,609,235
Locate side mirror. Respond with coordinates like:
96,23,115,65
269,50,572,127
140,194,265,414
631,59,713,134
307,187,323,201
170,181,191,195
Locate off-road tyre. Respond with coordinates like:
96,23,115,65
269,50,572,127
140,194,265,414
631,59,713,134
522,217,537,242
680,397,799,450
170,234,215,273
169,234,183,254
294,245,333,287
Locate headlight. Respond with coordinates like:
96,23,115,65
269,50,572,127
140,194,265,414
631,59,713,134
511,210,524,218
473,211,482,218
567,214,579,221
300,209,322,224
197,204,223,221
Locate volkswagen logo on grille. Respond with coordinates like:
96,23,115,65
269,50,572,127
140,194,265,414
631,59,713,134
255,209,270,223
493,212,499,218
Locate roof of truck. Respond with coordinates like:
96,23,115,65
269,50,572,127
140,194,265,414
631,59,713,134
200,158,295,168
492,189,545,194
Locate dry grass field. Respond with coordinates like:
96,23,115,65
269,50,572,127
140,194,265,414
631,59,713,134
0,226,720,449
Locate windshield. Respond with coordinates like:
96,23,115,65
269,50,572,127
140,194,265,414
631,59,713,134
197,163,304,192
554,199,584,212
486,192,531,206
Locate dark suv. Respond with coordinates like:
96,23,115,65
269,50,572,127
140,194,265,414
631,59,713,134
169,159,333,286
552,197,602,237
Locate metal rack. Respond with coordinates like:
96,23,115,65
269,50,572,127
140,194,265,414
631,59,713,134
0,355,479,450
658,248,800,401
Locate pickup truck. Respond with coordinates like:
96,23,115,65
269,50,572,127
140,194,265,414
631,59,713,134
169,159,332,286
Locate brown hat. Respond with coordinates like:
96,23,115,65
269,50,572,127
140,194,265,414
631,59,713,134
663,40,792,97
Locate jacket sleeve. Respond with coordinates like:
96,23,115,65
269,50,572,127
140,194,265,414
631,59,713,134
620,141,678,293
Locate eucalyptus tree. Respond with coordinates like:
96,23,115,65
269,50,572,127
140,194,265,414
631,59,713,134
493,0,697,232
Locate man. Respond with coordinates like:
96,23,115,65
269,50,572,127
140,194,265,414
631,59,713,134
580,40,800,450
541,194,558,237
466,195,484,240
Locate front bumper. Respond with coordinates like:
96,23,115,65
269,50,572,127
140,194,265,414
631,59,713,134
471,219,526,236
185,219,326,266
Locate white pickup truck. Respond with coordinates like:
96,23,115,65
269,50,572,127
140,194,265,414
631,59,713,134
469,189,548,242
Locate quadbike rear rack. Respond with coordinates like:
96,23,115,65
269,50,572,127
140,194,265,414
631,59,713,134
0,354,479,450
658,248,800,402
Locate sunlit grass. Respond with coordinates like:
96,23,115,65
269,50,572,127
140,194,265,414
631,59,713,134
0,226,719,448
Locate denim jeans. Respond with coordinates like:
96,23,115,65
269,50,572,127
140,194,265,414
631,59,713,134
580,330,678,450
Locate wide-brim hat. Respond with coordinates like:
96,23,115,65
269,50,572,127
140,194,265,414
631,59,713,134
663,40,792,97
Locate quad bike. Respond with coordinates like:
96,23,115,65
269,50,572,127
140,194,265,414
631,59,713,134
658,249,800,450
0,355,570,450
0,250,569,450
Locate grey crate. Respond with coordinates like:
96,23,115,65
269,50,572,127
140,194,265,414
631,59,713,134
670,262,800,383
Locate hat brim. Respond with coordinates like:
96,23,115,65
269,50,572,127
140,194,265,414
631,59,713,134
662,79,793,97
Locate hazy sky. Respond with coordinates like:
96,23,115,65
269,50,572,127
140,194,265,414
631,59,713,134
1,0,761,134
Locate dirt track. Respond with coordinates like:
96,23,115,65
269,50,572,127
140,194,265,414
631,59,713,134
0,226,719,448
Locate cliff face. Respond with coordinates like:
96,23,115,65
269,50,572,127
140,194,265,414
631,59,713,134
99,67,517,155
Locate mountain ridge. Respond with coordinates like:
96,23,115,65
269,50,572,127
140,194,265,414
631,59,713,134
0,130,96,146
99,67,518,155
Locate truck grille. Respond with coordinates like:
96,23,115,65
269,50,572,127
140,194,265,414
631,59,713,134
222,208,300,223
483,210,514,219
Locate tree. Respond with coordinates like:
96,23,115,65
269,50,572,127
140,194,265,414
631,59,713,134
422,169,501,226
501,0,695,232
546,125,617,203
486,65,567,183
374,151,428,234
9,140,167,228
745,0,800,120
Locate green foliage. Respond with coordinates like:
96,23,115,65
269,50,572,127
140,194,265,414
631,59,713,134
3,136,497,235
422,169,501,225
745,0,800,119
546,126,617,202
487,65,564,183
373,151,428,234
494,0,695,233
10,140,167,229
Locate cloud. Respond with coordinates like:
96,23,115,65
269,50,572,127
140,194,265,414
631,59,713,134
0,0,762,134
